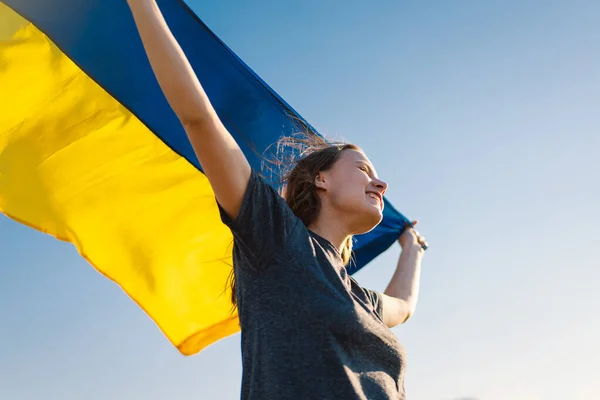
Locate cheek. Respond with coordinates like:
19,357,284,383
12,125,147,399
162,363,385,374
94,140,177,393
329,172,368,207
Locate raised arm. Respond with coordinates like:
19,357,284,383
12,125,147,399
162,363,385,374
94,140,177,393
381,222,427,328
126,0,250,219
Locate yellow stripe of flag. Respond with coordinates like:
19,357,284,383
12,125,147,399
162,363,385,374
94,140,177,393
0,3,239,355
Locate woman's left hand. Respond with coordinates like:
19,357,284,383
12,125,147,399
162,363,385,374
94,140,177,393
399,220,428,250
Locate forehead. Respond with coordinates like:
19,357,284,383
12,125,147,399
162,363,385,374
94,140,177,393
338,149,377,176
340,149,372,165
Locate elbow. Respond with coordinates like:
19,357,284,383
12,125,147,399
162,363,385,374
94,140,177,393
397,301,417,326
180,112,210,130
385,300,417,328
404,299,419,322
387,312,410,329
179,107,224,137
401,308,415,324
173,94,217,129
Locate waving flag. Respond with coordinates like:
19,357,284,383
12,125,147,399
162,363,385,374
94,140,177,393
0,0,410,355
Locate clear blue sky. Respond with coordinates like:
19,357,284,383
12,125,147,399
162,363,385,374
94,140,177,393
1,1,599,399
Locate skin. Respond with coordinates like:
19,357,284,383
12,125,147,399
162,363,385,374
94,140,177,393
126,0,426,329
311,149,388,241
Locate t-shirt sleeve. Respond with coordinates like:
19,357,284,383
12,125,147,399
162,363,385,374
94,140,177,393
217,168,300,268
363,288,385,321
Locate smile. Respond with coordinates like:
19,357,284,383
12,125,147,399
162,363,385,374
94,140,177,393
367,192,383,209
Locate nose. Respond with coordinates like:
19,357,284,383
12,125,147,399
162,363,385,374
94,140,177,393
373,178,388,194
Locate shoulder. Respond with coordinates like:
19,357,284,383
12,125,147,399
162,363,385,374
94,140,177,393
223,169,304,270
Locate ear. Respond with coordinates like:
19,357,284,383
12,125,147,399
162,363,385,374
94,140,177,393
314,172,328,190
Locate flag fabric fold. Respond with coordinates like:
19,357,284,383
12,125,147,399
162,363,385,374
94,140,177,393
0,0,409,355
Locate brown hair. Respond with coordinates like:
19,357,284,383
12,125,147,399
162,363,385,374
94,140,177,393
227,133,359,308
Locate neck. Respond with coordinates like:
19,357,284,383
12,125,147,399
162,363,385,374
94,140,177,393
308,212,351,253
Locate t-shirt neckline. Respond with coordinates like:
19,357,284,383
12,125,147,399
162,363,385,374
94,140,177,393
308,230,343,260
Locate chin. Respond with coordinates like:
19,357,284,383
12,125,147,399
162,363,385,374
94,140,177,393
353,209,383,234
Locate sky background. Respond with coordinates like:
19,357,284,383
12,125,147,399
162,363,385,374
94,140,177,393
1,1,599,399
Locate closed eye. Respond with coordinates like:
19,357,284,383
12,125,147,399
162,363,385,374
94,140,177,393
358,164,375,178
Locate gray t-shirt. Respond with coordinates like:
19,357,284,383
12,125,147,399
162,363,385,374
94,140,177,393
218,169,406,400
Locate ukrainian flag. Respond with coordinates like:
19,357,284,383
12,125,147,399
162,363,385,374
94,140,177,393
0,0,410,355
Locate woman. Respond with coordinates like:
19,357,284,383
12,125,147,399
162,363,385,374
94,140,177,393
126,1,427,399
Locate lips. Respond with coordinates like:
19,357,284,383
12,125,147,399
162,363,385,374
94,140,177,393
366,191,383,209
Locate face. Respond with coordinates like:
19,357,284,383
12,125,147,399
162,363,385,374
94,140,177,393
315,149,388,234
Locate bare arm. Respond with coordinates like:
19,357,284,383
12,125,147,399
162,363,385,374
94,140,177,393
381,224,426,328
127,0,250,218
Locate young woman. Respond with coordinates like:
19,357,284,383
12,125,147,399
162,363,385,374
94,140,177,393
127,1,427,399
